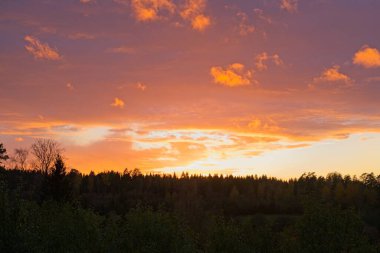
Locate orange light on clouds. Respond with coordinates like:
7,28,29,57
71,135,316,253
24,35,61,60
1,0,380,177
353,46,380,68
111,98,125,108
210,63,253,87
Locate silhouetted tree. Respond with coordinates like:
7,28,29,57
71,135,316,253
12,148,29,170
49,154,69,202
0,143,9,168
31,139,61,175
296,203,376,253
1,168,380,252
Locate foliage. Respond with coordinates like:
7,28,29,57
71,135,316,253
1,142,380,252
0,143,9,167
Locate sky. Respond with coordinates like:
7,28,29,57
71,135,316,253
1,0,380,178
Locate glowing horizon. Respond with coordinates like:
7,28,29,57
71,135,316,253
1,0,380,178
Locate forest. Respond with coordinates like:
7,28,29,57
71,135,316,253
0,140,380,252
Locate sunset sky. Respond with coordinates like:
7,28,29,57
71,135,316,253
1,0,380,177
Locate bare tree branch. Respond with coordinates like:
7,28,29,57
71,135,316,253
31,139,62,175
13,148,29,170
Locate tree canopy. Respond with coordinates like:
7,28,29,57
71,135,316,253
0,141,379,252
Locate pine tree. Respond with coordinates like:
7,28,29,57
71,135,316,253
50,154,68,201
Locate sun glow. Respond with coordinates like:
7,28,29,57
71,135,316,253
1,0,380,176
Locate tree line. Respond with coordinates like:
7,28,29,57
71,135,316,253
0,140,380,252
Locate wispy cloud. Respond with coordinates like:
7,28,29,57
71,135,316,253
15,137,24,142
210,63,253,87
309,65,353,89
254,9,273,24
68,33,96,40
80,0,93,3
24,35,61,60
280,0,298,13
131,0,176,22
136,82,147,91
255,52,283,71
107,46,136,54
353,46,380,68
127,0,211,31
180,0,211,31
237,12,255,36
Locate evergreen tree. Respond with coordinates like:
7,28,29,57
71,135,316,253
49,154,69,202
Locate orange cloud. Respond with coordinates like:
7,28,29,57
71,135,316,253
131,0,176,22
319,66,351,82
111,98,125,108
2,107,380,174
248,117,281,134
24,35,61,60
191,14,211,31
353,46,380,68
280,0,298,13
180,0,211,31
237,12,255,36
128,0,211,31
180,0,205,19
255,52,283,71
210,63,253,87
310,65,353,89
